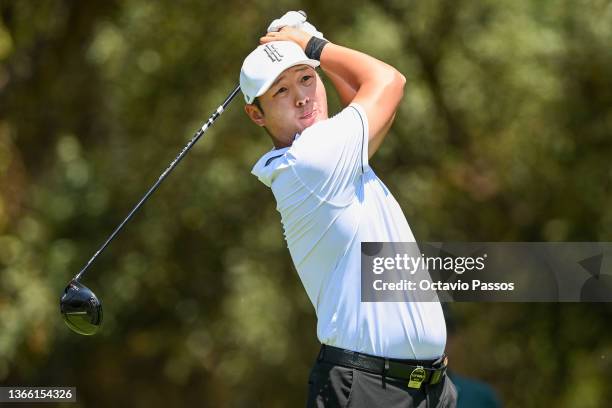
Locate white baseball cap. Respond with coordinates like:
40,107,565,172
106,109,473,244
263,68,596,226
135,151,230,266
240,41,320,104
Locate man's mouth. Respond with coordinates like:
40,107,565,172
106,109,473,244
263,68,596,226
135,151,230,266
300,109,317,120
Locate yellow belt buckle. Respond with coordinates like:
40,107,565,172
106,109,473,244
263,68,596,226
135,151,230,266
407,366,426,389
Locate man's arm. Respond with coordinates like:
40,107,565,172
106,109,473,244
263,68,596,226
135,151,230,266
319,42,405,159
322,66,356,107
322,59,398,158
261,28,406,158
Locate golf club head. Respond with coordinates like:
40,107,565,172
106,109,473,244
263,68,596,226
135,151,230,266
60,280,103,335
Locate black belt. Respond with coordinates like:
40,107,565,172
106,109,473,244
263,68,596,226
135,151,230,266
317,345,448,389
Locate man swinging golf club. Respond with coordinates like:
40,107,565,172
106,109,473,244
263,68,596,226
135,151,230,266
241,12,457,407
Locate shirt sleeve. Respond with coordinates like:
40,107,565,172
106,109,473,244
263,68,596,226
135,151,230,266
289,102,369,203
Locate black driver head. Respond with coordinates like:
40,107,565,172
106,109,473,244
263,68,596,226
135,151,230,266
60,280,103,335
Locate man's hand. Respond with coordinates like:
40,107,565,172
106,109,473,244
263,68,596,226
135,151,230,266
260,26,313,51
267,11,305,32
267,11,325,39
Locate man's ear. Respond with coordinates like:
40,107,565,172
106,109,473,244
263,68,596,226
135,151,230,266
244,104,265,127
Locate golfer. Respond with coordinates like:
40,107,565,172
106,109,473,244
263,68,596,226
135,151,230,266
240,12,457,408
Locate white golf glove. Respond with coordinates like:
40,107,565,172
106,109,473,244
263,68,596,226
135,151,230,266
267,11,325,39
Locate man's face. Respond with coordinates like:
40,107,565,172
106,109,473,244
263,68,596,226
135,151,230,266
245,65,328,146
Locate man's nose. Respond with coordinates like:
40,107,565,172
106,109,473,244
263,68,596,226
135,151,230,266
296,92,309,107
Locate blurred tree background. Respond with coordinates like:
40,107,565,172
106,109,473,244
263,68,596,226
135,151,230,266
1,0,611,406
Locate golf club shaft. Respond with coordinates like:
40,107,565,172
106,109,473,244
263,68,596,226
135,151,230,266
74,84,242,282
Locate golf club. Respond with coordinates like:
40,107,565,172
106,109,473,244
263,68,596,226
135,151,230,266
60,85,241,335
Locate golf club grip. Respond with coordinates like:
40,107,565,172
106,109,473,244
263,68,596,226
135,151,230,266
74,84,241,282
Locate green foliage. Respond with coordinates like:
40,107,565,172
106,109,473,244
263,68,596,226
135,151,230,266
1,0,611,406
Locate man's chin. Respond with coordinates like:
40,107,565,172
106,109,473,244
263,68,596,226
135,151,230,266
298,111,320,131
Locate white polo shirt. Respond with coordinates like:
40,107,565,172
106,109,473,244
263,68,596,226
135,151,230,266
251,103,446,359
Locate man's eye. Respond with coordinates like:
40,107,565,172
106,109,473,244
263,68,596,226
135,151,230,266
274,87,287,96
302,75,313,82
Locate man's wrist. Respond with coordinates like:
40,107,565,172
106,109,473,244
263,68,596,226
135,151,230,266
298,34,313,51
304,36,329,61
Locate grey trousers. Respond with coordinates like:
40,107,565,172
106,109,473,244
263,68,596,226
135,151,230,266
306,360,458,408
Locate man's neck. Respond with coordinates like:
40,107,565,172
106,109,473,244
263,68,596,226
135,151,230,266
272,132,299,149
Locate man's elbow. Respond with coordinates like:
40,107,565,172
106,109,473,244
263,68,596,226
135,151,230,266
384,70,406,106
394,71,406,95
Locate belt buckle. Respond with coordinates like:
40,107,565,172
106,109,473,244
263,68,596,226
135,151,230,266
407,366,426,389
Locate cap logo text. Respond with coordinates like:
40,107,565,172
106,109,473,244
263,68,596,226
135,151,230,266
263,44,284,63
